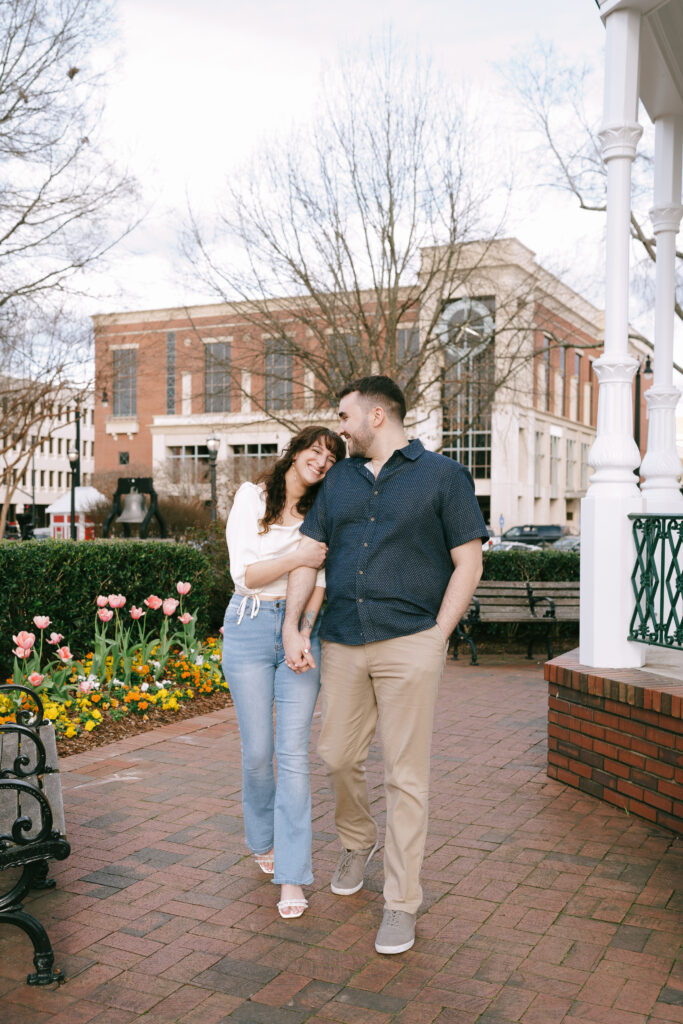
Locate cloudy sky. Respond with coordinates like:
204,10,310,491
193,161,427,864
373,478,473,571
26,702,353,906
92,0,608,314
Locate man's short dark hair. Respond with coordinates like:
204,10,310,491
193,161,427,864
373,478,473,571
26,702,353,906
339,375,406,422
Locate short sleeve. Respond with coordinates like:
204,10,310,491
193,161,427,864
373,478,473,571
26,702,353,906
226,483,264,590
301,480,328,543
440,462,489,550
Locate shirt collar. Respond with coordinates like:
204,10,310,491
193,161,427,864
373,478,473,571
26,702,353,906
350,438,424,474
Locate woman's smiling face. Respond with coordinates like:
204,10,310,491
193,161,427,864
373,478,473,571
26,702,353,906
293,438,339,487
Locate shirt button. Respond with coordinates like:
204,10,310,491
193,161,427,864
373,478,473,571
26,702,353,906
359,570,363,574
358,598,363,603
363,542,368,547
370,517,375,522
374,490,378,495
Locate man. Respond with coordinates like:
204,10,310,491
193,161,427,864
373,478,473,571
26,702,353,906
283,376,487,954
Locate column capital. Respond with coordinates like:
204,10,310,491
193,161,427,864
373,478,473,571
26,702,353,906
644,384,681,412
592,354,638,384
649,204,683,234
598,122,643,161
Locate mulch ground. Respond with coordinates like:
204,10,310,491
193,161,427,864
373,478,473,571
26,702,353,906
55,689,234,757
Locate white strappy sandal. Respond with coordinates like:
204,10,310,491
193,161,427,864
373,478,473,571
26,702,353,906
277,897,308,919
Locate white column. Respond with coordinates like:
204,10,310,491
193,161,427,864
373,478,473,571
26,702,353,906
640,115,683,509
580,8,644,668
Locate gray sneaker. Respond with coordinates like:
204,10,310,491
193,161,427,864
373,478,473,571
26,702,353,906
375,908,416,954
330,841,378,895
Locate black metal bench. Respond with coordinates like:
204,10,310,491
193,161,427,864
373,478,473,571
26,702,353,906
0,684,71,985
453,580,580,665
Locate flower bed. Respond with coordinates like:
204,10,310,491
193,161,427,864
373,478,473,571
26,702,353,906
2,582,230,752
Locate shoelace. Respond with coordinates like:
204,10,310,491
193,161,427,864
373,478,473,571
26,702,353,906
337,849,359,877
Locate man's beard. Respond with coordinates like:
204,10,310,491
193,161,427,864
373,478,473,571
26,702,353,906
346,428,373,458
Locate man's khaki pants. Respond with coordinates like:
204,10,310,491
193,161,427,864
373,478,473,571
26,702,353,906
318,625,447,914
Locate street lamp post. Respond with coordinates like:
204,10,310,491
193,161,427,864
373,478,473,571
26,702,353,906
67,405,82,540
206,434,220,522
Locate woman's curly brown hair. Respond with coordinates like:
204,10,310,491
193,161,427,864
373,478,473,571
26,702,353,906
257,426,346,533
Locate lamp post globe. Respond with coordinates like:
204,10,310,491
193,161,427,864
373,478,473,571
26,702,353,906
206,434,219,522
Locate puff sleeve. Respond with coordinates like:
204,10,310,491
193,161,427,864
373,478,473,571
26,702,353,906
226,483,264,592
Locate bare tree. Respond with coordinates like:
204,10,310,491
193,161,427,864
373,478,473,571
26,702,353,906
0,306,92,537
0,0,139,532
501,40,681,323
182,38,553,440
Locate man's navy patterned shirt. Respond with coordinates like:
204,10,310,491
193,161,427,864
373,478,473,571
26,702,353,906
300,438,488,645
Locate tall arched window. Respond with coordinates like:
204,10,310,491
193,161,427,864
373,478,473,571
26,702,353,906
440,297,494,479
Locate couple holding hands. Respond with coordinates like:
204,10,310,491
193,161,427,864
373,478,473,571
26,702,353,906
222,375,487,955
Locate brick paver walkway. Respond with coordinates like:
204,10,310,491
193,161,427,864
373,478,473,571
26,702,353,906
1,655,681,1023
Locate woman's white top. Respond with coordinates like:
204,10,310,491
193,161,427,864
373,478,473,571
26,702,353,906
226,481,325,599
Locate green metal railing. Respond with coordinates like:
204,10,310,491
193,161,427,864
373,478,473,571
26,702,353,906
629,514,683,648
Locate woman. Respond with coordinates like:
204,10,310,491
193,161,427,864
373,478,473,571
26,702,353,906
222,426,346,919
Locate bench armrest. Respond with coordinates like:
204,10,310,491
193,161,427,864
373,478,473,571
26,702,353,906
0,778,55,848
526,583,556,619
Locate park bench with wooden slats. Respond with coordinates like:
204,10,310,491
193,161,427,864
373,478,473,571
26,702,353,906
0,684,70,985
452,579,580,665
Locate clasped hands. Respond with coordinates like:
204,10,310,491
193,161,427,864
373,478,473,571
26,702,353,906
283,626,316,673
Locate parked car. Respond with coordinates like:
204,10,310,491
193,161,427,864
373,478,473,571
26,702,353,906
31,527,51,541
490,540,542,552
3,523,20,540
501,524,564,547
552,534,581,552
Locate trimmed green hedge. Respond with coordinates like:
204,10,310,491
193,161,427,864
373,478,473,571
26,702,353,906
482,548,580,581
0,539,233,675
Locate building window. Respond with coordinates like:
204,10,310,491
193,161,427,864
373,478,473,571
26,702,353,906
40,470,45,487
166,331,176,415
397,327,420,389
265,340,293,411
543,338,551,412
441,297,494,480
119,452,129,465
549,435,560,499
205,341,231,413
580,443,590,490
166,445,212,486
566,439,576,491
113,348,137,418
48,470,53,487
229,442,279,485
534,431,543,499
558,346,566,417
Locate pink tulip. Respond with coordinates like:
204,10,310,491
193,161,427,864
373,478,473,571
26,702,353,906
96,595,109,607
219,626,224,636
130,606,145,620
13,647,30,659
78,678,93,693
144,595,162,610
176,581,192,596
108,594,126,609
12,631,35,651
56,646,72,662
28,672,44,686
47,632,64,645
33,616,51,630
162,598,179,616
178,612,193,625
98,608,114,622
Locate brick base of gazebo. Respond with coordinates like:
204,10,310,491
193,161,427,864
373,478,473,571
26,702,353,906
545,649,683,835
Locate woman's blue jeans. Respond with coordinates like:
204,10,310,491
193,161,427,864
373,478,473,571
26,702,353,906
221,594,321,885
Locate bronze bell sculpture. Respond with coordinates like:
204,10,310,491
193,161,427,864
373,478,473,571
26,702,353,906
116,489,147,524
103,477,167,539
